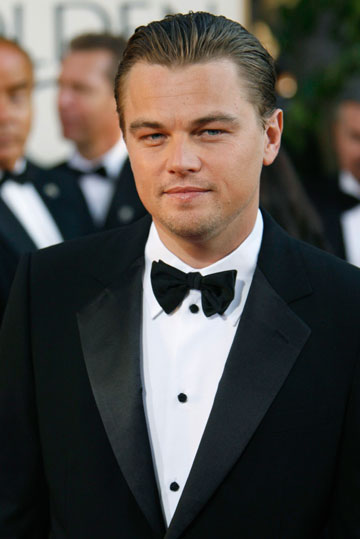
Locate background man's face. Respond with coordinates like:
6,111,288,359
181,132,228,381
334,101,360,182
58,49,119,153
123,59,281,248
0,44,33,170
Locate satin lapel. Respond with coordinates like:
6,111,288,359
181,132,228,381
77,256,165,537
0,198,36,253
165,267,311,539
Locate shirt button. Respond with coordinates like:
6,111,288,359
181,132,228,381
170,482,180,492
177,393,188,403
189,304,199,313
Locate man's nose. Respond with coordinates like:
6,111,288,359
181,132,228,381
58,88,73,110
166,137,201,175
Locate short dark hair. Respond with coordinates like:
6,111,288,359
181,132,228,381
115,11,277,131
68,33,127,83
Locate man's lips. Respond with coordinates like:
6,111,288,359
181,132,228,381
163,186,210,201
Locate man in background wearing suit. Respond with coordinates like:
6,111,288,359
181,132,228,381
309,78,360,266
0,37,87,322
51,32,146,231
0,12,360,538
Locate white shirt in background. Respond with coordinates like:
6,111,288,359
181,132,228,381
68,138,128,226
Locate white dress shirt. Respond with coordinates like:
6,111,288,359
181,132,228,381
0,159,63,249
68,138,128,225
339,171,360,266
142,210,263,525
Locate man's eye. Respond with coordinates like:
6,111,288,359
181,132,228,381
142,133,165,144
198,129,224,137
206,129,223,135
10,91,27,104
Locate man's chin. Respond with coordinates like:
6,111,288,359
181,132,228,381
156,214,221,242
0,152,19,171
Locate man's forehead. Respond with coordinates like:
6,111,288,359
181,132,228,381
123,59,247,99
63,49,113,73
0,43,31,69
0,43,33,85
337,101,360,126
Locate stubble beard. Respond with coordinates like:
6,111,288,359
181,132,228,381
155,199,242,244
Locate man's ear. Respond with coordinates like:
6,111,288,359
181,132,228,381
263,109,283,166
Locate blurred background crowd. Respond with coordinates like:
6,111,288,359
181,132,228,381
1,0,360,323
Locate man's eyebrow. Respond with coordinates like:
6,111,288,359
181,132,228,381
190,114,239,128
129,120,164,132
8,81,31,92
129,115,239,133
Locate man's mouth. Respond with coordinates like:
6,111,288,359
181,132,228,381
163,186,211,201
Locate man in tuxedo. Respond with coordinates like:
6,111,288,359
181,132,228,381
309,78,360,265
51,32,146,231
0,12,359,538
0,37,90,322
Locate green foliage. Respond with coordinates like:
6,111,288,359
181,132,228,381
273,0,360,176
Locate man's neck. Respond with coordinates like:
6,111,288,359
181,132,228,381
0,157,26,174
153,212,258,269
76,134,121,161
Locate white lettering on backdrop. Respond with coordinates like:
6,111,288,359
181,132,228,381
0,0,246,163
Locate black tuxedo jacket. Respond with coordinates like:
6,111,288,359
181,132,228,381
48,157,147,232
306,174,360,260
0,211,359,538
0,160,95,322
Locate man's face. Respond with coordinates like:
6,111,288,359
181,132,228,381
334,101,360,182
0,44,33,170
122,60,282,249
58,49,119,154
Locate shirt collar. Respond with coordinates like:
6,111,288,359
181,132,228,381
143,210,263,325
68,138,127,179
339,170,360,200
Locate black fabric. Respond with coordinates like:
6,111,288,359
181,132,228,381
151,259,237,316
68,164,108,178
0,212,360,538
306,174,360,260
0,159,95,324
1,167,29,185
48,157,147,231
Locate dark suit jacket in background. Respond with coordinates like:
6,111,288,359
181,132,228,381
47,157,147,231
0,160,94,322
306,174,360,260
0,211,359,538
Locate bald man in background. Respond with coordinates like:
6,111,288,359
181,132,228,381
0,38,89,322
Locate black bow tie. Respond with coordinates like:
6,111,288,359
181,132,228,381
0,168,29,185
151,260,237,317
69,165,108,178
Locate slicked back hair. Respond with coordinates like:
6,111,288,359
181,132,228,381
114,11,277,132
68,33,127,84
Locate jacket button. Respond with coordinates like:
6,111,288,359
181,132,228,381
117,205,135,223
43,183,60,198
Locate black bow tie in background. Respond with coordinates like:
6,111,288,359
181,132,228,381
69,165,108,179
0,168,29,186
151,259,237,317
